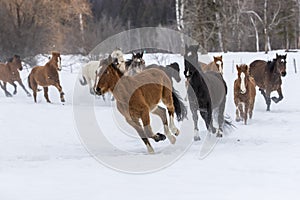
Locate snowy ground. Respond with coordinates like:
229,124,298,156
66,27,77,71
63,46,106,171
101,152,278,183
1,50,300,200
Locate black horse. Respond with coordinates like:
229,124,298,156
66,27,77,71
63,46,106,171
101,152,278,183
184,44,228,140
249,54,287,111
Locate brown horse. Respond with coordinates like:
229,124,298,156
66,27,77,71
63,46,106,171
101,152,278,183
94,56,183,154
201,56,223,75
28,52,65,103
0,55,31,97
234,64,256,125
249,54,287,111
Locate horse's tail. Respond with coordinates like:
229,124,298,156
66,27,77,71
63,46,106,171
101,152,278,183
28,74,32,90
79,76,87,85
172,87,188,121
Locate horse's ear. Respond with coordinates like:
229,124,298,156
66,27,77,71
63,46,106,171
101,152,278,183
236,65,239,70
276,53,279,58
220,55,222,59
108,55,112,63
141,52,143,58
284,54,287,59
132,52,136,57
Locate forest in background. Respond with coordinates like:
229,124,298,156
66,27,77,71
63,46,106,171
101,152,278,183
0,0,300,58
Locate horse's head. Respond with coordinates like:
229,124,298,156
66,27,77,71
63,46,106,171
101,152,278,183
184,44,199,78
94,55,120,95
275,53,287,77
51,52,62,71
236,64,249,94
167,62,181,82
8,55,22,71
213,55,223,75
132,51,145,65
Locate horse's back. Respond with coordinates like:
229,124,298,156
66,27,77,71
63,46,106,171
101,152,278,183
249,60,266,88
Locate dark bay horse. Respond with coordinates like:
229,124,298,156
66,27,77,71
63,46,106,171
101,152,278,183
184,45,228,140
234,64,256,124
28,52,65,103
94,56,186,154
0,55,31,97
249,54,287,111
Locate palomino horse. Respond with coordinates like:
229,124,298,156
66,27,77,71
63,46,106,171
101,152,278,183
0,55,31,97
249,54,287,111
94,56,185,154
124,52,145,76
201,56,223,75
234,64,256,124
28,52,65,103
184,45,228,140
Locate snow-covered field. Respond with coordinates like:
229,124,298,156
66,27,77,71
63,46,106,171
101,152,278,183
1,50,300,200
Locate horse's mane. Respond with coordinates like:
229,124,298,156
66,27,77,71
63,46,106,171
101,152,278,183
267,59,276,73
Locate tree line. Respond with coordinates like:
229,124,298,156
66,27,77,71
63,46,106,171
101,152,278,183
0,0,299,58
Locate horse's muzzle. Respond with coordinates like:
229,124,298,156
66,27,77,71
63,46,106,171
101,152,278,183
281,71,287,77
95,87,102,95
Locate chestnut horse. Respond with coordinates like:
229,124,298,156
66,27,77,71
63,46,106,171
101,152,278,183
234,64,256,125
94,56,185,154
201,56,223,75
249,54,287,111
0,55,31,97
28,52,65,103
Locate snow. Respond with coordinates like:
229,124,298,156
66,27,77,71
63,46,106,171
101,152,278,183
1,50,300,199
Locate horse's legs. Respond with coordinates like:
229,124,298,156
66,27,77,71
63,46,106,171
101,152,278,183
16,79,31,96
43,87,51,103
152,106,176,144
161,87,180,136
10,82,17,95
140,109,166,143
88,79,95,95
217,97,226,136
244,102,249,125
2,82,12,97
54,83,65,102
125,117,154,154
271,87,284,103
265,90,271,111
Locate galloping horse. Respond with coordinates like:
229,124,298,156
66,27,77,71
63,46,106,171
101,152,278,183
234,64,256,124
0,55,31,97
124,52,145,76
201,55,224,75
28,52,65,103
184,45,228,140
249,54,287,111
94,56,185,153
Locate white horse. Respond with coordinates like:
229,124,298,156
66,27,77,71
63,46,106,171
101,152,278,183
80,49,126,95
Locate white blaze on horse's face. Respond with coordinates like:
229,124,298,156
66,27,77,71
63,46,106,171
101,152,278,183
94,66,102,91
216,60,223,74
240,72,246,94
187,51,192,57
281,59,285,63
57,57,62,71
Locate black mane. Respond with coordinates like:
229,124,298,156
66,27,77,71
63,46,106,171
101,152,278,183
267,59,277,73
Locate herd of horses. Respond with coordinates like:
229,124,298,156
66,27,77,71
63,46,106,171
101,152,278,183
0,47,287,153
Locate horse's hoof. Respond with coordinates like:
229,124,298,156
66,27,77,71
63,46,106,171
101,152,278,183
194,136,201,141
61,99,65,103
235,118,241,122
153,133,166,142
271,97,280,103
27,93,32,97
174,129,180,136
211,127,217,134
168,135,176,144
216,133,223,137
13,92,17,95
6,93,12,97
